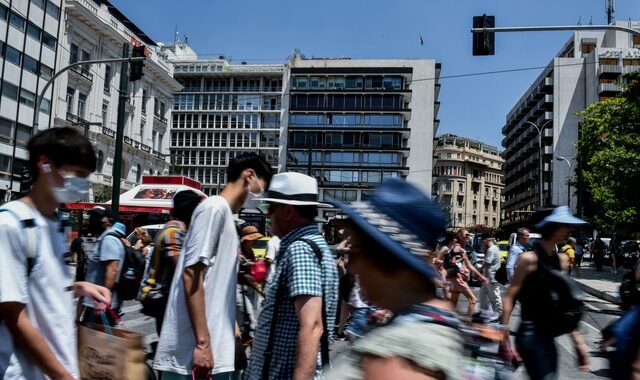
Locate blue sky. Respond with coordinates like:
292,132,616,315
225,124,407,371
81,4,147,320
111,0,638,149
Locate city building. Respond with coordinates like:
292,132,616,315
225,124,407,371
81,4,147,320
282,52,441,219
54,0,181,201
160,43,283,196
0,0,62,201
432,134,504,230
501,22,640,230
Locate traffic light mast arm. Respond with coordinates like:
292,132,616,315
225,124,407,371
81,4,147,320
471,24,640,37
32,56,145,132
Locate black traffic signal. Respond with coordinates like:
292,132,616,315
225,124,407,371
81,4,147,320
473,15,495,56
19,167,31,193
129,45,145,82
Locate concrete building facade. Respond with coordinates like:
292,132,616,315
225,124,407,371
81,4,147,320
281,52,441,218
0,0,62,201
56,0,181,201
432,134,504,230
161,43,282,196
501,23,640,230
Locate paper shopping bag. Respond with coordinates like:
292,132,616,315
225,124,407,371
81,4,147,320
78,324,147,380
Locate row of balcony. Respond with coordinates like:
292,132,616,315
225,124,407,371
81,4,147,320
70,64,94,82
504,77,554,132
99,126,164,159
503,98,553,148
599,64,640,76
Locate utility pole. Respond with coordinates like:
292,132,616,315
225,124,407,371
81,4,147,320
555,156,572,210
111,43,130,219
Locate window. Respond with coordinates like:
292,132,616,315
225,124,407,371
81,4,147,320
96,151,104,172
5,45,22,66
27,22,42,41
458,183,464,192
445,181,452,191
16,125,32,147
457,195,464,207
473,200,477,210
158,133,164,151
40,98,51,113
46,1,60,20
66,87,75,114
0,4,7,21
2,81,19,101
42,32,56,49
104,65,111,93
77,93,87,119
9,12,25,31
19,89,35,107
81,50,91,73
69,44,79,64
141,89,148,113
23,55,39,74
0,118,13,143
102,102,108,127
32,0,46,9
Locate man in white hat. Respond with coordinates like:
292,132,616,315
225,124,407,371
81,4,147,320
245,173,339,380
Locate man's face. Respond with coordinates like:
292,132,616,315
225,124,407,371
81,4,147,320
459,230,470,245
266,202,288,237
519,230,530,245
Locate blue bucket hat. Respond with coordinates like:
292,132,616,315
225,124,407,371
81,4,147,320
330,179,446,282
534,206,587,229
112,222,126,237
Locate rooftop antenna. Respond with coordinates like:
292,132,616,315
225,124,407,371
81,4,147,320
589,17,593,25
606,0,615,25
174,26,179,44
184,34,189,45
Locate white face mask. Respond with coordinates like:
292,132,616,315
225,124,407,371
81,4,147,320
47,168,90,203
242,176,264,210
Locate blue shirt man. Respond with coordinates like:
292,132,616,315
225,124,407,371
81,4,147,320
506,228,530,283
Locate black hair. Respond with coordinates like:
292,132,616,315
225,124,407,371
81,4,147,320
28,127,96,180
172,190,202,227
226,153,273,186
296,205,318,222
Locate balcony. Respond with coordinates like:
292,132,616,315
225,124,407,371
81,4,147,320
102,126,116,138
70,65,93,82
154,114,168,125
66,112,89,125
623,65,640,75
599,82,622,94
598,65,622,77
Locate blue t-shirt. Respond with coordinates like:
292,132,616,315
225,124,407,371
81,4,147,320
83,228,125,307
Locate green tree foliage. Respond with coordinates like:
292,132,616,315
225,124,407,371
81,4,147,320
577,72,640,233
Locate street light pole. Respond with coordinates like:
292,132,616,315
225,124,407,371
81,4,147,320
555,156,572,210
524,119,552,209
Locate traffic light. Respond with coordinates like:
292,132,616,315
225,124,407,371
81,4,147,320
473,15,495,56
129,45,145,82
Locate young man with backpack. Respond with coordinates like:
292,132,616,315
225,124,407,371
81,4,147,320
502,206,590,379
0,127,111,380
153,153,272,380
139,189,202,335
80,221,129,325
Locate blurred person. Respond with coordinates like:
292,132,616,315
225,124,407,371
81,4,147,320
153,153,272,380
561,237,577,276
133,227,153,257
593,235,606,272
479,232,503,316
506,228,530,283
0,127,110,380
73,206,112,282
245,173,338,380
437,231,457,300
325,179,464,379
449,229,489,317
502,206,590,379
574,237,585,278
237,225,266,344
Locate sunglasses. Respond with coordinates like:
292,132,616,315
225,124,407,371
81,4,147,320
265,203,286,215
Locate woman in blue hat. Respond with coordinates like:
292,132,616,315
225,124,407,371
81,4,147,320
325,179,464,379
501,206,590,379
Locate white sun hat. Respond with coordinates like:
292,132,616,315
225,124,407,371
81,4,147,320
256,172,331,207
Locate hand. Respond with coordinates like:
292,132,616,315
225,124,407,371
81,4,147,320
235,337,247,370
575,343,590,372
192,343,214,379
74,282,111,311
482,276,491,285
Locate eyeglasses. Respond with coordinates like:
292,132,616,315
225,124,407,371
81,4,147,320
265,203,284,215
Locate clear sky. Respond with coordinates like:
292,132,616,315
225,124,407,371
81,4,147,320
110,0,638,150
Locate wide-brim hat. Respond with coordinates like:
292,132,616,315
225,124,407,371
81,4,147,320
240,225,264,242
256,172,331,207
330,178,446,282
534,206,587,229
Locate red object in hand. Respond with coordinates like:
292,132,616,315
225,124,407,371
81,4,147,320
250,261,268,284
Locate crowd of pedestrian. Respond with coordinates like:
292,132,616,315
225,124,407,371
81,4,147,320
2,127,640,380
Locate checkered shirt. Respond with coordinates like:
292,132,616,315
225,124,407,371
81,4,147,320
245,225,339,380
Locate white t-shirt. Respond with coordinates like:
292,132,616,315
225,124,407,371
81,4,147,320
154,196,239,375
0,201,77,379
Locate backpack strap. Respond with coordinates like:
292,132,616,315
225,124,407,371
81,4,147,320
0,202,39,276
262,236,330,379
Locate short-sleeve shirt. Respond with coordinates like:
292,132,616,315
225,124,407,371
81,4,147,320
483,245,501,283
0,200,78,379
153,196,238,376
245,225,339,380
82,228,125,307
141,220,186,290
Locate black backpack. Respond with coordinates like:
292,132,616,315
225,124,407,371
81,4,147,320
534,248,585,337
620,268,640,311
99,232,146,301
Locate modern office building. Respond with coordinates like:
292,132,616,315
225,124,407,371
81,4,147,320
501,23,640,230
282,52,441,218
161,43,283,196
0,0,62,202
432,134,504,230
55,0,181,201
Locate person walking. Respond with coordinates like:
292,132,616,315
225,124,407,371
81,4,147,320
153,153,272,380
325,179,465,379
561,237,577,276
502,206,590,379
449,229,488,317
139,190,202,336
245,173,339,380
237,225,266,344
479,232,503,316
506,228,530,283
0,127,110,380
72,206,112,282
